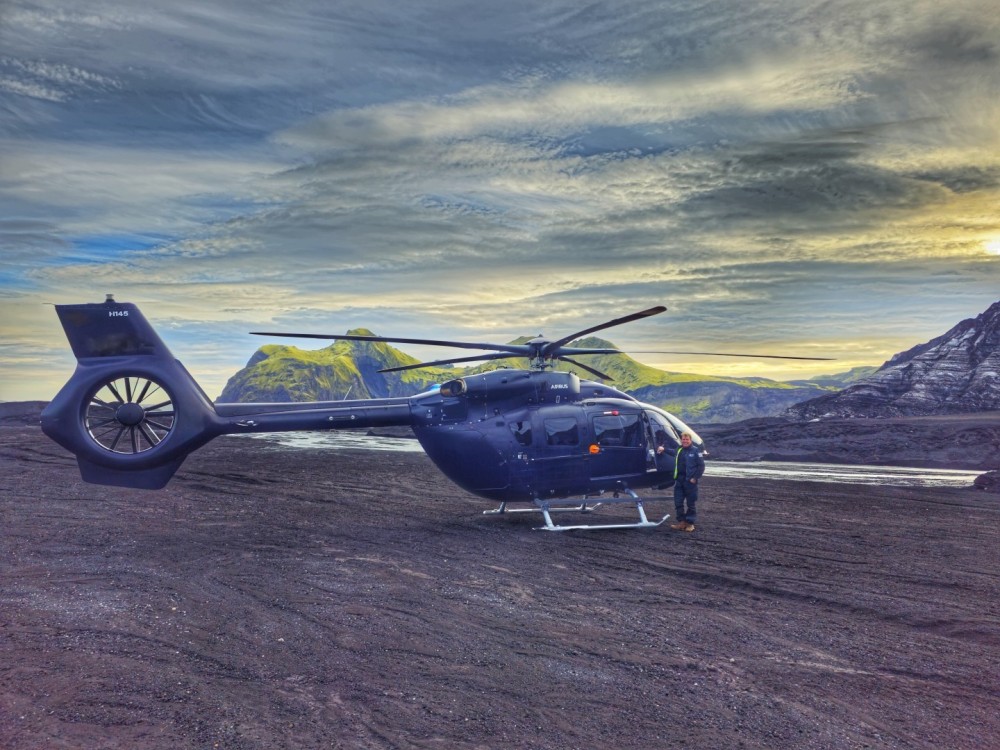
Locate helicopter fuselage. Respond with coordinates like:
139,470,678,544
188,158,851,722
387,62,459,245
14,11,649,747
405,369,695,502
41,299,702,504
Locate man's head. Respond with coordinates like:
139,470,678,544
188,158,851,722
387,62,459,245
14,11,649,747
680,432,692,447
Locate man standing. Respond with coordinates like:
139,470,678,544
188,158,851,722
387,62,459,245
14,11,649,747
669,432,705,532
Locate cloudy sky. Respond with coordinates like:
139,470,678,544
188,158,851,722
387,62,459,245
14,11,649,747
3,0,999,401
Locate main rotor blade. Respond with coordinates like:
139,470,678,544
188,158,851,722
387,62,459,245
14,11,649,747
630,351,834,361
251,331,527,355
378,352,518,373
543,306,667,356
557,356,614,381
552,347,622,356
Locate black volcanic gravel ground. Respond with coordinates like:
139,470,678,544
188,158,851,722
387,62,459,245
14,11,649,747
2,424,999,749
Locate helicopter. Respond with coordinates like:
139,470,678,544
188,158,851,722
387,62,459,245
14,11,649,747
41,296,830,531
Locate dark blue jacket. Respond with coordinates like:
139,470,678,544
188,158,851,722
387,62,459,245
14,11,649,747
674,445,705,480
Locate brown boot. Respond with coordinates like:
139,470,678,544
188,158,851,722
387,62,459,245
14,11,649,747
669,521,688,530
682,523,695,532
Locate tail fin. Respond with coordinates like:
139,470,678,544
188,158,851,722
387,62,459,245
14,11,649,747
55,295,175,360
42,297,221,489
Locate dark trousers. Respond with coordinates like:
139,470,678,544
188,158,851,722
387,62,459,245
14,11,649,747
673,478,698,524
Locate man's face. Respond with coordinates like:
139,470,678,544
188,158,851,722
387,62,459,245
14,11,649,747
681,435,692,447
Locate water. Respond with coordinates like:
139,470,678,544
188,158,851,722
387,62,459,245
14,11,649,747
707,460,981,488
238,432,983,488
241,431,426,453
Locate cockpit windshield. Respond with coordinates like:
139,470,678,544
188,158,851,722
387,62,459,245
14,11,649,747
645,406,703,447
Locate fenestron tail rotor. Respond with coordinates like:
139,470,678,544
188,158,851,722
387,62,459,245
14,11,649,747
85,375,176,454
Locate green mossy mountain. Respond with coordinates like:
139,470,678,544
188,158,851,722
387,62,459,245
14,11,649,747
219,332,847,422
217,329,454,403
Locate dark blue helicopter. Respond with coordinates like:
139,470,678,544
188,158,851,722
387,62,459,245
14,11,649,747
41,296,828,530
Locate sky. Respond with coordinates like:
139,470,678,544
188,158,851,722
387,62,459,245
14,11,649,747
2,0,1000,401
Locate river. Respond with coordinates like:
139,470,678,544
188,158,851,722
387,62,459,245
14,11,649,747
706,460,980,488
241,432,982,489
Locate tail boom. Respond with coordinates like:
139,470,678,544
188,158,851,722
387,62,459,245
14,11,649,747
42,298,416,489
214,399,412,432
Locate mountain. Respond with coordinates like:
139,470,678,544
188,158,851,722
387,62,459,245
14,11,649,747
217,329,453,403
554,337,836,423
786,366,878,388
220,332,840,422
0,400,45,425
787,301,1000,419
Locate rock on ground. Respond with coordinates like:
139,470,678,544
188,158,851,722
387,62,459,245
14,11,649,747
974,470,1000,492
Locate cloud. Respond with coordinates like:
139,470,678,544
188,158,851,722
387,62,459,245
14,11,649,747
0,138,285,248
2,0,1000,400
910,19,1000,65
277,52,868,154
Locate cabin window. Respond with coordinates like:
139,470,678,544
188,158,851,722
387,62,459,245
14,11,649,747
442,401,467,421
509,420,532,446
544,417,579,446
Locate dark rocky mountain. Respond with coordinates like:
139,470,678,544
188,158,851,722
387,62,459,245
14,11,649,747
629,379,828,424
786,366,878,388
787,301,1000,419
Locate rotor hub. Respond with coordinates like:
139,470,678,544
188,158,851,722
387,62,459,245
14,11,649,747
115,401,145,426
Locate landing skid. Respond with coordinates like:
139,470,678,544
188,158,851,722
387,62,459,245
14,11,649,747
483,500,605,515
484,489,669,531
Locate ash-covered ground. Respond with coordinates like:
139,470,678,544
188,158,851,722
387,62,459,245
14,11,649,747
696,411,1000,470
2,423,998,749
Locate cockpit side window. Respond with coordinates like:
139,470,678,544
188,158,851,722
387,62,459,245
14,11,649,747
593,413,642,447
621,413,642,447
646,411,680,450
662,412,702,446
593,416,623,446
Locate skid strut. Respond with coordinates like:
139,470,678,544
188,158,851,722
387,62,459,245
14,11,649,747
484,488,669,531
